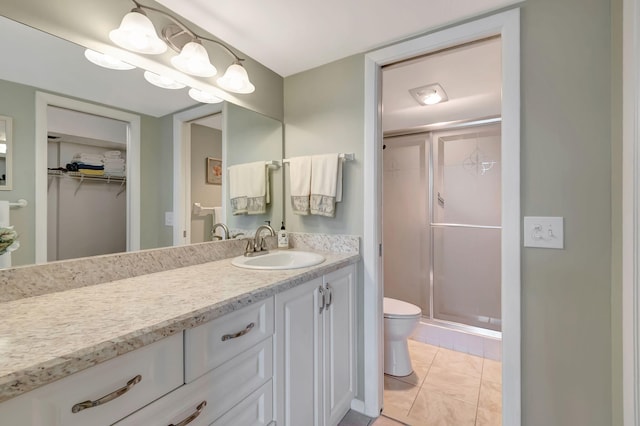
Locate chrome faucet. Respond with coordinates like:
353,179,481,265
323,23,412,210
211,223,230,240
245,223,275,256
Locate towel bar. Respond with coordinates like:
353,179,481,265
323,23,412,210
8,199,27,208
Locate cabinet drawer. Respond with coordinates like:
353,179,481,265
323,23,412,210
0,332,183,426
210,380,273,426
116,337,273,426
185,297,274,382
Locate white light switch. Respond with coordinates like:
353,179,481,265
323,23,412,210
165,212,174,226
523,216,564,249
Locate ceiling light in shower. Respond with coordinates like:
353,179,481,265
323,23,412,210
409,83,448,106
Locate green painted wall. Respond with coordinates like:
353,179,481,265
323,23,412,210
284,0,618,423
611,0,623,424
521,0,612,423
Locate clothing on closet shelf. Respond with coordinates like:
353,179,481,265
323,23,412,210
72,153,103,167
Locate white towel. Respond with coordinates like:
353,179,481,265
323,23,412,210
310,154,343,217
228,161,270,215
288,156,312,215
73,153,104,165
213,206,223,223
104,150,122,159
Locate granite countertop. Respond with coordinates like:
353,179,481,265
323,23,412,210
0,250,359,403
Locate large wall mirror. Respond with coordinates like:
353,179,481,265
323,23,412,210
0,116,12,191
0,10,283,268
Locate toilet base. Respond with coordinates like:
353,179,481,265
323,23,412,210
384,339,413,376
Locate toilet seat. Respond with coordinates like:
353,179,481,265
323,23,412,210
383,297,421,319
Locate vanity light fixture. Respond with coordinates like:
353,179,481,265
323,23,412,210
84,49,136,70
109,8,167,54
143,71,186,89
217,61,255,94
409,83,449,106
107,0,255,95
171,40,217,77
188,88,223,104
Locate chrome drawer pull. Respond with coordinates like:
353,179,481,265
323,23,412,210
71,374,142,413
169,401,207,426
221,322,255,341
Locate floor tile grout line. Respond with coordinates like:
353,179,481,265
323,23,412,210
405,346,438,420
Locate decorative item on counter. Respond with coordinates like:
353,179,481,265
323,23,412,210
278,222,289,249
0,226,19,255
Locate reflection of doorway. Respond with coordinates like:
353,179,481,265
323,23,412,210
171,102,224,246
46,107,128,261
35,92,140,264
189,114,223,243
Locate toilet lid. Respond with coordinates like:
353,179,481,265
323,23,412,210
383,297,421,318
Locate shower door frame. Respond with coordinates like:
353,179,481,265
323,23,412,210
385,118,503,337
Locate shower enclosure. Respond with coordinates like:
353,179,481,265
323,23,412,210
383,121,501,335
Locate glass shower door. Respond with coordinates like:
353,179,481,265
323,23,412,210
383,134,430,316
431,125,502,331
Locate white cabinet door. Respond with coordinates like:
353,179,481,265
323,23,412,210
274,265,357,426
323,265,356,426
275,276,324,426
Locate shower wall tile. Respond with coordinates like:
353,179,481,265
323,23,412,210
483,337,502,361
453,332,484,358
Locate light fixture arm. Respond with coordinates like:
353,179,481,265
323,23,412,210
129,0,244,62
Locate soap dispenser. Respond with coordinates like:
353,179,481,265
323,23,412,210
278,221,289,249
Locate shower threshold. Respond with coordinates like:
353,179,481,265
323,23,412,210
412,318,502,360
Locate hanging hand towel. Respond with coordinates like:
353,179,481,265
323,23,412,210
288,156,312,215
228,161,270,215
310,153,342,217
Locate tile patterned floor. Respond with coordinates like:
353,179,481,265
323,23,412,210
339,339,502,426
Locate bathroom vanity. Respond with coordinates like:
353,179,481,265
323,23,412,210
0,237,359,426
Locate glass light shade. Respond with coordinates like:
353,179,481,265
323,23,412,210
422,91,443,105
217,62,255,94
188,88,223,104
143,71,186,89
84,49,135,70
109,10,167,54
171,41,217,77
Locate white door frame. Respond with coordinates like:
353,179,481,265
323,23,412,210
171,102,224,246
362,9,521,424
623,0,640,423
34,92,141,263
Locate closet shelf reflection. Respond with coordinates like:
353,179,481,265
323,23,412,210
48,170,127,197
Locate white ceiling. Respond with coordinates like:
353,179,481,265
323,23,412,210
156,0,519,77
382,37,502,132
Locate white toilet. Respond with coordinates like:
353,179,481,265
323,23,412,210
383,297,422,376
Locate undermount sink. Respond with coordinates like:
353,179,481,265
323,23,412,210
231,250,325,270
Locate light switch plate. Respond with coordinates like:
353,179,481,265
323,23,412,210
523,216,564,249
165,212,173,226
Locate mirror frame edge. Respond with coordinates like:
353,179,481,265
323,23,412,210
0,115,13,191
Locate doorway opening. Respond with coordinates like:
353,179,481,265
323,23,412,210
362,9,520,424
